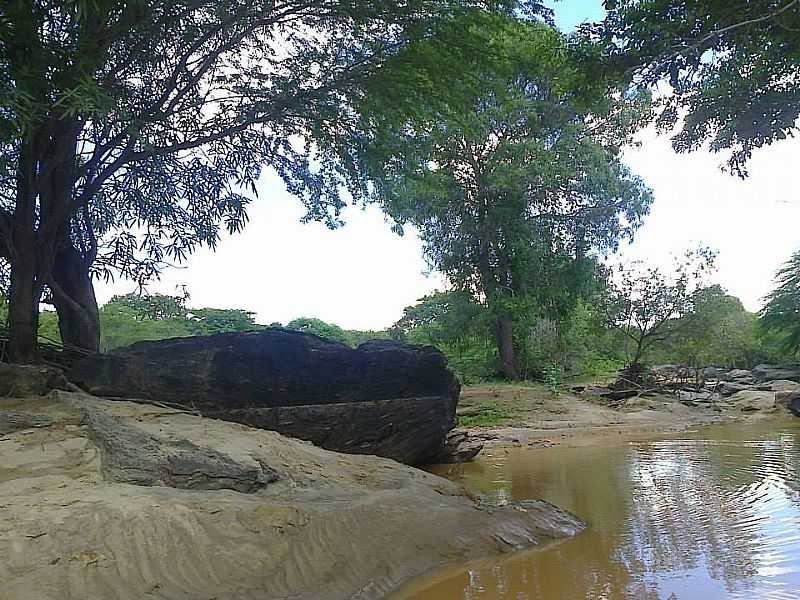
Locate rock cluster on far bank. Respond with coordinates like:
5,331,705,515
580,363,800,417
698,364,800,415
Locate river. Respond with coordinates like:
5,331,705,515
391,420,800,600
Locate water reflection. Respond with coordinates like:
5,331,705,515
392,421,800,600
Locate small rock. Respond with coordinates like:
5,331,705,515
717,381,753,397
756,380,800,393
83,408,278,493
432,428,483,464
0,364,68,397
0,412,55,435
724,369,753,381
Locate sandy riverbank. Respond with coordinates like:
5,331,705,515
457,383,785,449
0,390,583,600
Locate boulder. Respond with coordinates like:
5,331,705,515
729,390,777,413
723,368,754,382
776,390,800,409
756,380,800,393
69,330,460,465
434,428,484,463
0,363,68,397
752,364,800,383
717,381,753,397
702,366,727,379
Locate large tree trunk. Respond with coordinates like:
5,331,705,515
7,253,41,364
495,314,518,381
5,119,82,362
7,136,42,364
50,237,100,353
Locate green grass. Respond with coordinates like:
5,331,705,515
458,404,513,427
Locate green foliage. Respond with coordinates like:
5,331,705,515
97,293,261,351
541,362,562,396
393,291,624,384
37,310,62,345
284,317,390,347
642,286,761,369
393,291,498,383
363,19,653,379
598,0,800,176
761,249,800,354
285,318,354,346
393,291,484,345
107,293,189,322
1,0,545,360
604,248,718,367
189,308,261,335
98,295,194,351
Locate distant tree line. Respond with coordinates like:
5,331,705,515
5,250,793,386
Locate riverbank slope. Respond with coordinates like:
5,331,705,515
0,389,583,600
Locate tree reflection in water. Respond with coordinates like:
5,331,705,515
393,421,800,600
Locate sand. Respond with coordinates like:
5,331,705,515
0,390,582,600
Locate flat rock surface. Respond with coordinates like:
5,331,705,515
0,391,582,600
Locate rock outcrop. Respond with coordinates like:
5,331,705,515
729,390,777,413
0,391,584,600
83,407,277,492
69,330,461,465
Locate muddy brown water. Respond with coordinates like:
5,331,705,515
391,420,800,600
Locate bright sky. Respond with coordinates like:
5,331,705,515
95,0,800,328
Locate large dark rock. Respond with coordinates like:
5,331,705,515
69,330,460,465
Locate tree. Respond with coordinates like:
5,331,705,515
392,291,484,345
362,20,653,379
0,0,534,363
392,291,498,382
598,0,800,176
605,248,717,370
97,292,261,350
285,317,353,345
189,308,260,335
761,249,800,354
662,286,761,371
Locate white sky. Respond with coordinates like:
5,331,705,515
93,0,800,328
94,129,800,328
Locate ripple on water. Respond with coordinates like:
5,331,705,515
391,421,800,600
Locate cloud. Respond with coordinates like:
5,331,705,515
620,127,800,311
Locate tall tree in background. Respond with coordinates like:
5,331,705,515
0,0,539,362
605,248,717,370
761,249,800,354
362,20,652,379
598,0,800,176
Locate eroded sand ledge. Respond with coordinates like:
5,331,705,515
0,391,583,600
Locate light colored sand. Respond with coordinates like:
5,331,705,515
459,384,784,449
0,391,582,600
